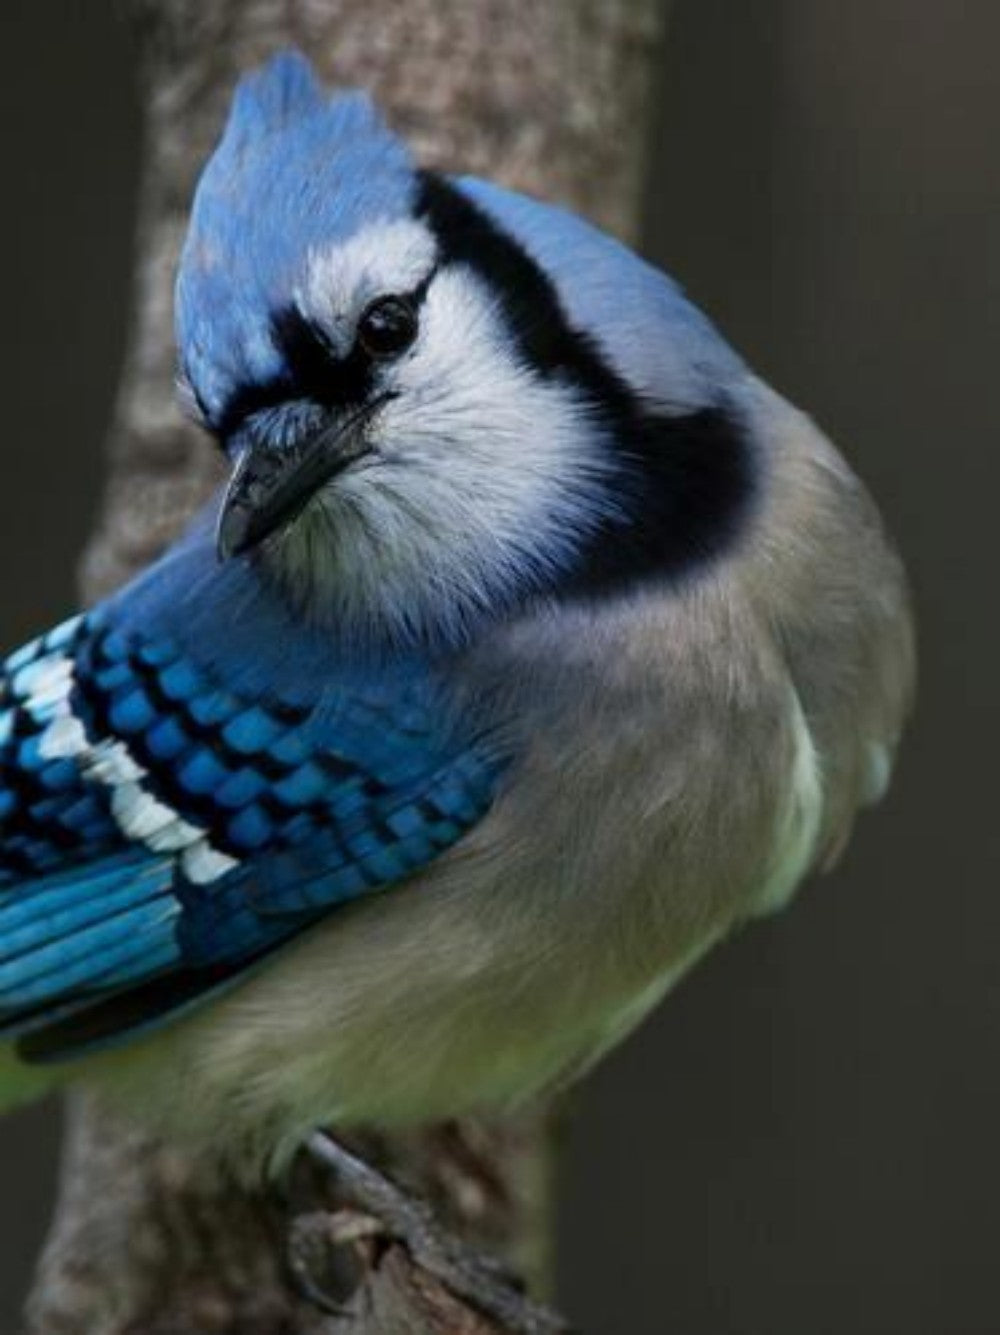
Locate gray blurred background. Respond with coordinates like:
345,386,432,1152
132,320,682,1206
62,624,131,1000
0,2,994,1332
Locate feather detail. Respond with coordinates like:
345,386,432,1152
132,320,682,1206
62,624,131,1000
0,564,504,1058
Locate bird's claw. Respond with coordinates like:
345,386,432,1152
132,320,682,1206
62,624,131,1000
301,1130,572,1334
287,1207,384,1315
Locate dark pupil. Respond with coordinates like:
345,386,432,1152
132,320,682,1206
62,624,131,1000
358,297,416,356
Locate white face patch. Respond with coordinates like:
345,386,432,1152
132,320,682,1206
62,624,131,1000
34,652,238,886
295,218,438,357
266,265,617,646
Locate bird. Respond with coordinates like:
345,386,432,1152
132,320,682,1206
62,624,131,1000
0,52,913,1197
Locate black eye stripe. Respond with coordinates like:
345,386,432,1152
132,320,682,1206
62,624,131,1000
212,271,437,440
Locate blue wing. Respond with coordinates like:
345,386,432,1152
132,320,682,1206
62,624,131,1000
0,606,504,1062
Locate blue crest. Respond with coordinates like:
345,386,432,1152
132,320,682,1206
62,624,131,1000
176,52,417,425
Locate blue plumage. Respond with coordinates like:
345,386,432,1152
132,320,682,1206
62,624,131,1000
0,618,123,882
456,176,745,413
177,53,417,427
0,51,748,1065
0,518,505,1057
0,50,913,1175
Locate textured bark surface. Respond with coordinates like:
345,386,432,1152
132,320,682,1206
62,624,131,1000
25,3,664,1332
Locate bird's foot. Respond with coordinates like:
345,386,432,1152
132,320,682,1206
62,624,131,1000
287,1207,384,1315
299,1129,571,1334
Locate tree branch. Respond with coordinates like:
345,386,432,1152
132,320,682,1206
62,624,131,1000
25,3,665,1331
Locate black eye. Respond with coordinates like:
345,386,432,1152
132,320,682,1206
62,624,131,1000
357,295,418,359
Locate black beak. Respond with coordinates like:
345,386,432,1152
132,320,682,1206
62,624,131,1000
216,405,376,561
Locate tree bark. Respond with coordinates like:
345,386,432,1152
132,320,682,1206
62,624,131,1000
24,3,665,1332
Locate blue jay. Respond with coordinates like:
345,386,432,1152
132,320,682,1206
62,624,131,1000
0,54,913,1188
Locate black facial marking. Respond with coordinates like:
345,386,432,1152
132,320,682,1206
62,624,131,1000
274,308,377,411
212,310,376,442
569,406,756,596
213,277,433,444
417,171,759,597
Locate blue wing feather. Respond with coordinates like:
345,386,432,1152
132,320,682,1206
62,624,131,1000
0,564,505,1060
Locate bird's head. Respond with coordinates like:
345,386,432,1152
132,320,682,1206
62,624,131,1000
177,52,756,651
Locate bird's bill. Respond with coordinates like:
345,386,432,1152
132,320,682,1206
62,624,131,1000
216,407,374,561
